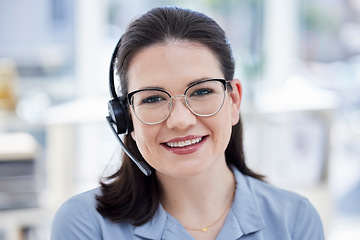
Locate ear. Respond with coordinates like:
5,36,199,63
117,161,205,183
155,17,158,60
229,78,242,126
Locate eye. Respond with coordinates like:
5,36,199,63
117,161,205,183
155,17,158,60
141,95,166,104
190,88,214,97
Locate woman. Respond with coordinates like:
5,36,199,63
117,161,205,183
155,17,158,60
51,6,324,240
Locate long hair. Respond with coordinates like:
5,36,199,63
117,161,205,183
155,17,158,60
96,6,263,226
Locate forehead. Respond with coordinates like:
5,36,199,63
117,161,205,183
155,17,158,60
127,41,223,92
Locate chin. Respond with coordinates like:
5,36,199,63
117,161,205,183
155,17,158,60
164,162,213,179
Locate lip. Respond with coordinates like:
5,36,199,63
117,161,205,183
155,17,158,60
161,135,208,155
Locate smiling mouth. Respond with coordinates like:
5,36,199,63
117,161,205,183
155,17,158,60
165,137,203,148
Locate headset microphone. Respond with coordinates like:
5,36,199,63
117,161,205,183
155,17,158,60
106,117,152,176
107,37,152,176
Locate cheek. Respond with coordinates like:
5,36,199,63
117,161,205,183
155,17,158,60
223,98,237,125
216,100,235,141
206,105,232,138
221,95,239,127
131,121,160,154
132,123,150,144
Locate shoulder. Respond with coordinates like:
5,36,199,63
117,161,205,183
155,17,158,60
232,168,324,239
234,168,312,212
247,176,325,239
248,176,306,210
51,188,139,240
51,188,103,239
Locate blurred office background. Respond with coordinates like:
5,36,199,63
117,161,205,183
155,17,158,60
0,0,360,239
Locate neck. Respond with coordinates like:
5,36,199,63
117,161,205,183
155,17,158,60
157,162,235,225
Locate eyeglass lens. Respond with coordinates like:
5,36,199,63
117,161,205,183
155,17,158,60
130,80,226,124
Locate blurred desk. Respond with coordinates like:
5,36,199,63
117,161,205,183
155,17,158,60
0,127,47,240
0,132,40,210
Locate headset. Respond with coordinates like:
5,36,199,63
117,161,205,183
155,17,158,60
106,37,152,176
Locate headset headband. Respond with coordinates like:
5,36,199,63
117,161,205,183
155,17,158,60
109,37,122,100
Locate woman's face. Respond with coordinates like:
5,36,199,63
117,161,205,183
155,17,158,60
127,41,241,179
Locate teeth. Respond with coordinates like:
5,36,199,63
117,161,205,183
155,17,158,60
166,137,202,148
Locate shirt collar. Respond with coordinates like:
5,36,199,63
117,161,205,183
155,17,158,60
134,206,168,239
229,167,266,235
133,167,265,239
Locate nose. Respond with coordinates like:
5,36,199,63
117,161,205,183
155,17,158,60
166,96,197,129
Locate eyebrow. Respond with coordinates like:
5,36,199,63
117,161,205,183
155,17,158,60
136,78,212,91
187,78,210,87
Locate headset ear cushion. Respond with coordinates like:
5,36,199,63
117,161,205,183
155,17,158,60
108,99,128,134
127,116,134,133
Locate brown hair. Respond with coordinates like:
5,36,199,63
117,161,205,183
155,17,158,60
96,6,263,226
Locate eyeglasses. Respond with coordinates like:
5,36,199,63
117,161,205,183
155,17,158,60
127,79,230,125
